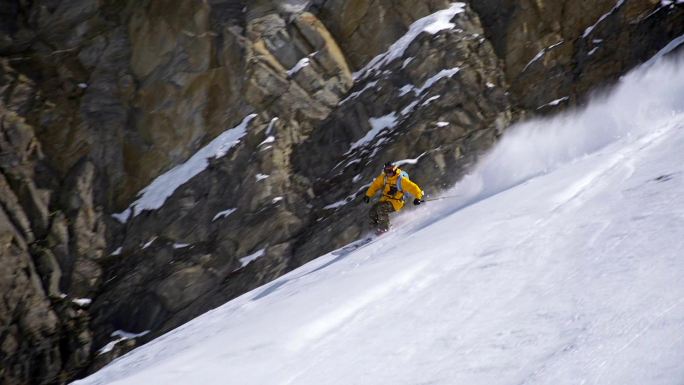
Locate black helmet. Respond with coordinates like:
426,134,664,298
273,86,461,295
383,162,398,175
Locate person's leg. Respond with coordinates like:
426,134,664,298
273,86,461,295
368,202,382,228
376,201,394,232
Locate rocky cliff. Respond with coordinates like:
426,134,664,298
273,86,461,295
0,1,682,383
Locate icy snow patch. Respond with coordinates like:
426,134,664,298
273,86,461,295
114,114,257,220
278,0,311,14
259,136,275,146
98,330,150,355
401,57,414,68
111,210,131,223
287,57,310,76
72,298,92,307
395,152,427,166
256,174,270,181
323,199,352,210
537,96,569,110
340,80,379,104
399,67,460,96
522,41,564,72
239,248,266,268
173,243,190,249
266,117,278,135
212,208,237,222
416,68,460,94
142,237,157,249
347,113,398,153
353,3,465,80
583,0,624,38
400,101,419,116
436,121,449,127
421,95,441,106
110,246,122,256
398,84,414,96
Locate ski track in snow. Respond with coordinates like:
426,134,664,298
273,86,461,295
73,51,684,385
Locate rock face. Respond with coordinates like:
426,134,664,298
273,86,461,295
0,60,94,384
314,0,451,69
0,0,682,383
470,0,684,112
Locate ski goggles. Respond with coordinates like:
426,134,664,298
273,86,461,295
384,165,397,175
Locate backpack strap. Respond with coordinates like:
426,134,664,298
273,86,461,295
397,171,408,192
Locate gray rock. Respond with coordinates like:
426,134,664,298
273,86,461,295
0,1,683,382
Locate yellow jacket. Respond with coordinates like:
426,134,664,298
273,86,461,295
365,168,424,211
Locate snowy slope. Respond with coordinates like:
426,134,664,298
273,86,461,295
74,55,684,385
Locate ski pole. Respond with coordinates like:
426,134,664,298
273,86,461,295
423,195,462,202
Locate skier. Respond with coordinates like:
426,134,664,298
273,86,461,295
363,162,424,234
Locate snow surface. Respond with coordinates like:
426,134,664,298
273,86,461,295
113,114,257,221
353,3,465,80
73,55,684,385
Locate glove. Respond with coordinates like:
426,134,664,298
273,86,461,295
413,198,423,205
363,196,370,204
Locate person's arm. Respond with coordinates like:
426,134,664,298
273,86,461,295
402,178,424,200
366,174,385,198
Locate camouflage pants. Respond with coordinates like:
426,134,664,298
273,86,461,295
368,201,395,232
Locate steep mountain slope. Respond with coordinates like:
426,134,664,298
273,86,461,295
1,1,683,382
73,53,684,385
